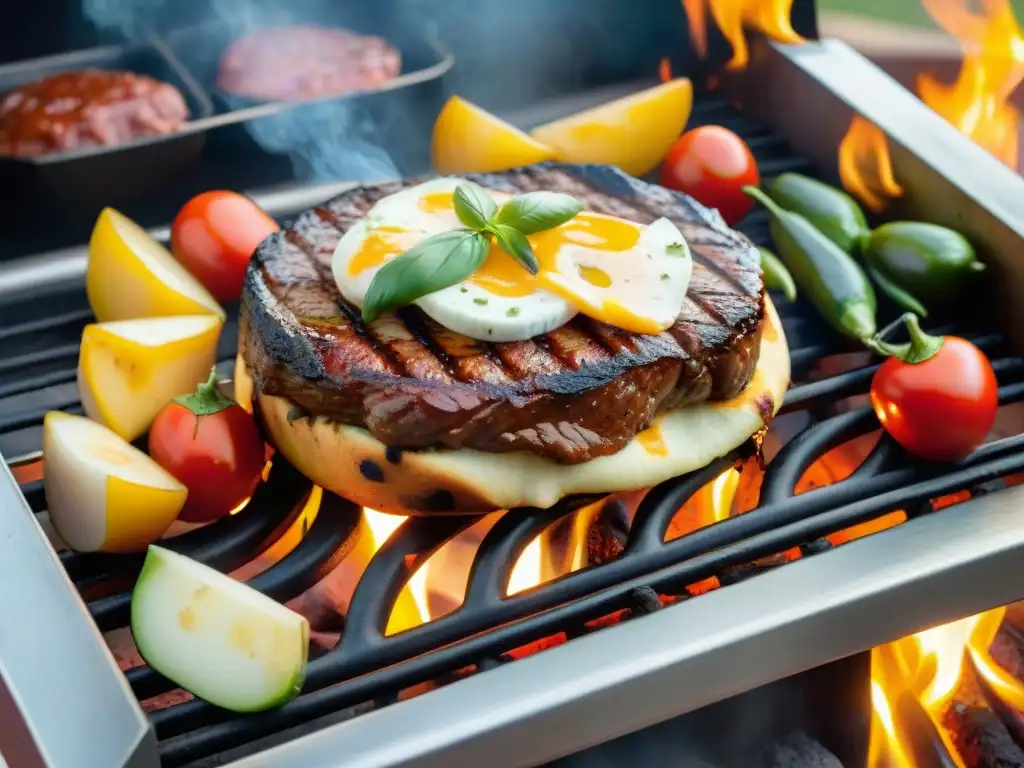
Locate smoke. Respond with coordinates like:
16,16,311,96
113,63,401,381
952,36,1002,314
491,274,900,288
80,0,402,183
241,100,401,183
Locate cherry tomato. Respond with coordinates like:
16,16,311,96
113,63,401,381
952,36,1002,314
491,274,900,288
149,368,266,523
170,191,279,303
869,316,997,462
658,126,760,226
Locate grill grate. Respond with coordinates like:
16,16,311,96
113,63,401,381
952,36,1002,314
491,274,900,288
3,96,1024,767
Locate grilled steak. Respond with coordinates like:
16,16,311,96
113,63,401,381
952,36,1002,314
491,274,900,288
0,70,189,157
240,163,765,464
216,26,401,102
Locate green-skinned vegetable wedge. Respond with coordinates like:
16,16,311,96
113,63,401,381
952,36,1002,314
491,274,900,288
131,545,309,712
863,221,985,316
757,247,797,302
744,186,877,341
767,173,870,254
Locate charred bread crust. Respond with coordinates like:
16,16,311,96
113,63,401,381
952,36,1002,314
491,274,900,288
237,296,790,516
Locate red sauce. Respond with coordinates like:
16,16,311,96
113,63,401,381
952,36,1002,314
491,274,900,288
0,69,189,157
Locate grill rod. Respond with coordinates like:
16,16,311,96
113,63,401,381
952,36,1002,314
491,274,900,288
222,485,1024,768
0,181,360,303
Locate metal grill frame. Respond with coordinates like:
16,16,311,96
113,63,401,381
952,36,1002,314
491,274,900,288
4,35,1024,768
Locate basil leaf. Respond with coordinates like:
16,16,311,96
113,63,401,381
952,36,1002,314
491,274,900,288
453,182,498,230
362,229,490,322
495,191,583,235
490,224,539,275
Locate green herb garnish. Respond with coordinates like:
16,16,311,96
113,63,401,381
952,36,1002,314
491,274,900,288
473,297,489,305
667,242,686,256
362,230,489,323
507,307,520,317
361,182,582,322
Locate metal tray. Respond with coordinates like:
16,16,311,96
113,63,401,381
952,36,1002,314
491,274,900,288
165,19,453,178
0,22,452,237
0,37,213,221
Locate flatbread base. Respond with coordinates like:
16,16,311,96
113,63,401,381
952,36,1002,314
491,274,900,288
238,296,791,515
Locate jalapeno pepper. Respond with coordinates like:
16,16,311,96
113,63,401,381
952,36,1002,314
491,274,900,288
767,173,870,254
863,221,985,316
744,186,877,341
757,246,797,301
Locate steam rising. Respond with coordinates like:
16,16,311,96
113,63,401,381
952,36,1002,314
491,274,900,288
82,0,401,182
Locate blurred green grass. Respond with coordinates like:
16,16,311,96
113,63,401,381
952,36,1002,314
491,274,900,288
818,0,1024,27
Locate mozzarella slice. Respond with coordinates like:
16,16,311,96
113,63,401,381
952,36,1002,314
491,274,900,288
364,177,466,234
332,216,578,343
415,279,578,342
332,180,693,342
538,217,692,335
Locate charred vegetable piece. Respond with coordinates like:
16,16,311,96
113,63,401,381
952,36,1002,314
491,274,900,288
867,314,997,462
131,545,309,713
757,247,797,301
863,222,985,315
767,173,870,254
744,186,876,341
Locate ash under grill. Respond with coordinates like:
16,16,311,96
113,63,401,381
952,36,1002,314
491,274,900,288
3,83,1024,768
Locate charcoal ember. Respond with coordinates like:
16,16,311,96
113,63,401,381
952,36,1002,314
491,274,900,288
1000,601,1024,638
942,702,1024,767
940,661,1024,768
758,732,842,767
975,622,1024,744
628,586,664,616
587,496,633,565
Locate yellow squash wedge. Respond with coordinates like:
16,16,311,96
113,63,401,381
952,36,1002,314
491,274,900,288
87,208,225,322
43,412,186,553
78,315,223,442
530,78,694,177
432,95,555,174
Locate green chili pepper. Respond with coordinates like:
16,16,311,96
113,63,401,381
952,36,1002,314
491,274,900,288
744,186,877,341
767,173,870,254
757,247,797,302
863,221,985,316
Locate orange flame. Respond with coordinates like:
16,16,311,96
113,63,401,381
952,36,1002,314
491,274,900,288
508,537,543,596
659,57,673,83
683,0,709,59
682,0,805,70
867,605,1020,767
840,0,1024,211
918,0,1024,168
838,116,905,214
362,507,561,632
363,509,432,633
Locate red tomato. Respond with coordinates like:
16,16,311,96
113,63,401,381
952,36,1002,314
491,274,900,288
171,191,280,303
870,327,997,463
658,126,760,226
149,369,266,523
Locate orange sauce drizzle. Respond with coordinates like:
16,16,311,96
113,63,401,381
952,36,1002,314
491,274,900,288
351,196,645,307
419,191,455,213
346,227,421,276
636,423,668,456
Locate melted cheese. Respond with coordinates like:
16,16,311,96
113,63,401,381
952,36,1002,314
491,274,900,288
332,177,693,342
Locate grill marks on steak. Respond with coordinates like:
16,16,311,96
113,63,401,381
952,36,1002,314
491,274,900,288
241,164,765,463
